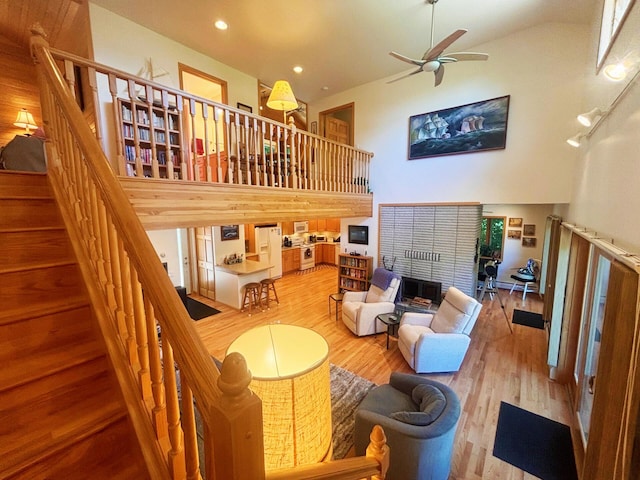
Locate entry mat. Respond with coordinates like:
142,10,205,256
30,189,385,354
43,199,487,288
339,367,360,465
493,402,577,480
512,309,544,329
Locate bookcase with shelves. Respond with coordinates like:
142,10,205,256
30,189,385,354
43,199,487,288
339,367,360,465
118,99,183,179
338,254,373,292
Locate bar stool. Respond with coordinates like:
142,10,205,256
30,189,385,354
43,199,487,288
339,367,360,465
260,277,280,309
242,282,262,315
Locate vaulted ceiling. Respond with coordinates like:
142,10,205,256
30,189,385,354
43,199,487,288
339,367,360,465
90,0,599,101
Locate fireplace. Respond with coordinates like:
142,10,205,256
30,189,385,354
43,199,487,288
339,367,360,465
401,277,442,304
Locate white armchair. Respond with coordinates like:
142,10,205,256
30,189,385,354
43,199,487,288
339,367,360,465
342,268,401,336
398,286,482,373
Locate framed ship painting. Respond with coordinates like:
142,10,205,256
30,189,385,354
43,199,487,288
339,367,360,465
408,95,510,160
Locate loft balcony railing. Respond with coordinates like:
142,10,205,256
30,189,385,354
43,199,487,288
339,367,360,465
30,26,385,480
46,47,372,194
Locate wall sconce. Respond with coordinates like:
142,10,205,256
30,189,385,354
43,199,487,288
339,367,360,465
13,108,38,135
566,133,585,148
577,107,606,127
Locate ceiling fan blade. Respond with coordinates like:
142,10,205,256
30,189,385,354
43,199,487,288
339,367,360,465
422,29,467,61
445,52,490,62
389,51,426,67
433,65,445,87
386,68,424,84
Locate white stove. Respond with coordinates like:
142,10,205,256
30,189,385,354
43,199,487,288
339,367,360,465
300,243,316,270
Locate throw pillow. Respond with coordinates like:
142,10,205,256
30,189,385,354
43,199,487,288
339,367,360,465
412,384,446,422
390,411,434,426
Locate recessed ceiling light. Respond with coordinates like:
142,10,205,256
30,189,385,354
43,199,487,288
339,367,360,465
214,20,228,30
293,66,303,74
321,86,329,91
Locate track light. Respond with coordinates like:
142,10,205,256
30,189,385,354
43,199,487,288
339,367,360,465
577,108,605,127
566,133,584,148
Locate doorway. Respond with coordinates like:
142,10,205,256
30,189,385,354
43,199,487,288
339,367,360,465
179,64,228,299
319,102,354,146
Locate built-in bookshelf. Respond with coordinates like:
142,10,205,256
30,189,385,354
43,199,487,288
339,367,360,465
338,254,373,292
118,99,183,179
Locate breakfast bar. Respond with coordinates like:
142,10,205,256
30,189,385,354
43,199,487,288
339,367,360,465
215,260,273,310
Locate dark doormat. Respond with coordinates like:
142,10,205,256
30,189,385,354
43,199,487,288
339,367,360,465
493,402,577,480
186,297,221,320
512,309,544,329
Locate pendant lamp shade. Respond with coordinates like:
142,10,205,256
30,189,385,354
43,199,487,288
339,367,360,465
267,80,299,123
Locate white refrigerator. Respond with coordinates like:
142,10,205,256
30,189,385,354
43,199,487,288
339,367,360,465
255,226,283,278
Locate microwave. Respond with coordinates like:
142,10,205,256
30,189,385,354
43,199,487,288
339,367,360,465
294,221,308,233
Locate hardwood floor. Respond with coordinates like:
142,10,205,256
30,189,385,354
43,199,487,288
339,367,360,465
192,265,574,479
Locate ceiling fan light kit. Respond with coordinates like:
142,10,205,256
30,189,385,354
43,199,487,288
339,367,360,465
388,0,489,86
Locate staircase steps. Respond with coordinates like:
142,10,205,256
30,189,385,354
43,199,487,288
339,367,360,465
0,171,149,479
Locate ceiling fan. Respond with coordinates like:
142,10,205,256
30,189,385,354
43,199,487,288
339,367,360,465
388,0,489,87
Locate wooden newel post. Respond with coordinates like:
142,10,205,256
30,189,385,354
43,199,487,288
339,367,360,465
210,352,265,480
367,425,390,480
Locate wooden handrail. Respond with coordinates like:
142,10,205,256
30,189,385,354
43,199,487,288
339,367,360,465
29,25,385,480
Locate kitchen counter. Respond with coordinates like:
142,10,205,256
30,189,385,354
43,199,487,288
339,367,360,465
215,260,273,309
215,259,271,275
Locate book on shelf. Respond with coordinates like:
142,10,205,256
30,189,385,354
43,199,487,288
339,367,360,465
411,297,432,306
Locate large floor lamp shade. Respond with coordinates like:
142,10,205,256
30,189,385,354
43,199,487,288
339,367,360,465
226,324,332,470
266,80,299,124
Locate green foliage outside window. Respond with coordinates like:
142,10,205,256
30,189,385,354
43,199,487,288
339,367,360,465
480,217,504,259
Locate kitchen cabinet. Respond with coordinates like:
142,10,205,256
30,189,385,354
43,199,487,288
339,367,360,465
282,221,294,236
316,243,337,265
327,218,340,232
308,219,318,232
282,248,301,274
317,219,326,231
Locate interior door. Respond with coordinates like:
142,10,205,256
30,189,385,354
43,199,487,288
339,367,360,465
325,117,350,144
195,226,215,299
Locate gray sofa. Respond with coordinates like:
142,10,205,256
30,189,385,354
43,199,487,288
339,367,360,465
354,372,460,480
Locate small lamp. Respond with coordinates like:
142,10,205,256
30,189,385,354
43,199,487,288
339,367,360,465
14,108,38,135
266,80,299,124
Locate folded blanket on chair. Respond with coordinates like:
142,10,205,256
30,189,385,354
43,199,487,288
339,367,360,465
371,268,399,291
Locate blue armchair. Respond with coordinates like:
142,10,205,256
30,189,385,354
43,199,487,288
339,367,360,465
354,372,460,480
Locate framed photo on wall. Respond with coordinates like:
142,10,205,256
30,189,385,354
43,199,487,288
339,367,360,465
237,102,252,113
220,225,239,241
508,229,522,240
508,217,523,227
408,95,510,160
522,237,537,248
523,224,536,236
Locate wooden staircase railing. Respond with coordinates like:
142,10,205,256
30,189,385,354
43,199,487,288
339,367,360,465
30,26,386,480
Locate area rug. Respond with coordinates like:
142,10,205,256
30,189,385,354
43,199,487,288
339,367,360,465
330,363,376,459
186,297,221,320
512,309,544,329
493,401,577,480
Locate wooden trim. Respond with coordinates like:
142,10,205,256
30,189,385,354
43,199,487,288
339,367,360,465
582,259,638,479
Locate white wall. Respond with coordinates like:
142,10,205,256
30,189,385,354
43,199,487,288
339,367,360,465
320,23,590,264
146,228,190,289
567,5,640,253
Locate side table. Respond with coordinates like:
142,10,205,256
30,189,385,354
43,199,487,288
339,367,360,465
376,312,400,349
328,292,344,321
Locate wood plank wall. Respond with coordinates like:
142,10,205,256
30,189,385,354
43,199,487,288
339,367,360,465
0,0,92,147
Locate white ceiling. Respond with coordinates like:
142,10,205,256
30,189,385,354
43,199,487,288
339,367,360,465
91,0,599,102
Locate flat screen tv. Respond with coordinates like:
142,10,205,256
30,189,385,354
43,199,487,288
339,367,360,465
348,225,369,245
401,277,442,304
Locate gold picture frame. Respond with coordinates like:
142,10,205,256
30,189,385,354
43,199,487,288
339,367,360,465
508,217,523,228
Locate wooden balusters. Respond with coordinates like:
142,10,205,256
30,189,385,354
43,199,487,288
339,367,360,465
162,338,187,478
145,299,169,439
